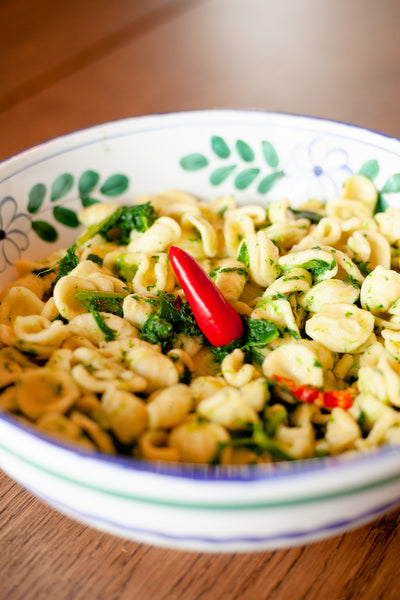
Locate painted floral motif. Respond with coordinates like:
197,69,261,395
283,138,353,200
0,196,30,273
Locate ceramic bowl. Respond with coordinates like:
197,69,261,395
1,110,400,553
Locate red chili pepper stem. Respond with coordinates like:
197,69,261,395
169,246,244,347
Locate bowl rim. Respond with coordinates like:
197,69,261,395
1,107,400,171
1,108,400,482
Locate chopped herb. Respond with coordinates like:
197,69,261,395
237,241,249,266
355,260,371,277
209,266,248,278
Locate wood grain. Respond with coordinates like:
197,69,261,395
1,0,400,598
1,470,400,600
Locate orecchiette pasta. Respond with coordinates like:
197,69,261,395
1,179,400,464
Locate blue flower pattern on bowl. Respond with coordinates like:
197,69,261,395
0,196,31,273
284,138,353,199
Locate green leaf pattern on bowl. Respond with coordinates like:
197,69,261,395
180,135,284,193
28,170,130,242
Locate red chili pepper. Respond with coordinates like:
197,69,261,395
169,245,244,346
273,375,353,409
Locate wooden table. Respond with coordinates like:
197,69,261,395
1,1,400,598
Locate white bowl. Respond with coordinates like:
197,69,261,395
1,110,400,553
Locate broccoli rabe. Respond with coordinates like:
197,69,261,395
211,316,279,363
139,291,203,351
74,290,128,342
301,257,337,278
213,421,292,463
74,290,126,318
113,255,139,282
76,202,158,248
291,208,323,223
140,313,176,352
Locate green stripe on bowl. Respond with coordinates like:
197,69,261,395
1,441,400,510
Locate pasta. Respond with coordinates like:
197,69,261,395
1,175,400,465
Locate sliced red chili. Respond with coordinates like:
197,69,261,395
273,375,353,409
169,245,244,346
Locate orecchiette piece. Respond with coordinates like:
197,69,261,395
340,174,378,212
15,368,80,420
123,294,157,329
37,412,95,449
263,341,324,387
125,346,179,392
263,268,312,297
180,213,218,257
127,216,181,253
102,387,148,443
360,265,400,315
0,286,45,325
138,430,180,462
197,386,259,430
241,230,281,287
210,259,248,301
347,230,391,271
53,275,97,321
169,418,231,463
279,248,337,282
221,349,255,388
305,303,374,353
299,279,360,312
147,383,193,429
78,202,119,227
325,407,361,454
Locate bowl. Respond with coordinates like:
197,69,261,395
1,109,400,553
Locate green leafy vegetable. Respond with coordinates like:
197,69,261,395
86,254,103,267
77,202,158,247
140,313,176,352
56,245,79,280
74,289,128,342
91,313,117,342
74,290,126,318
213,421,292,463
113,255,139,282
139,291,203,351
211,316,279,362
291,209,323,223
97,202,157,244
301,258,336,278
